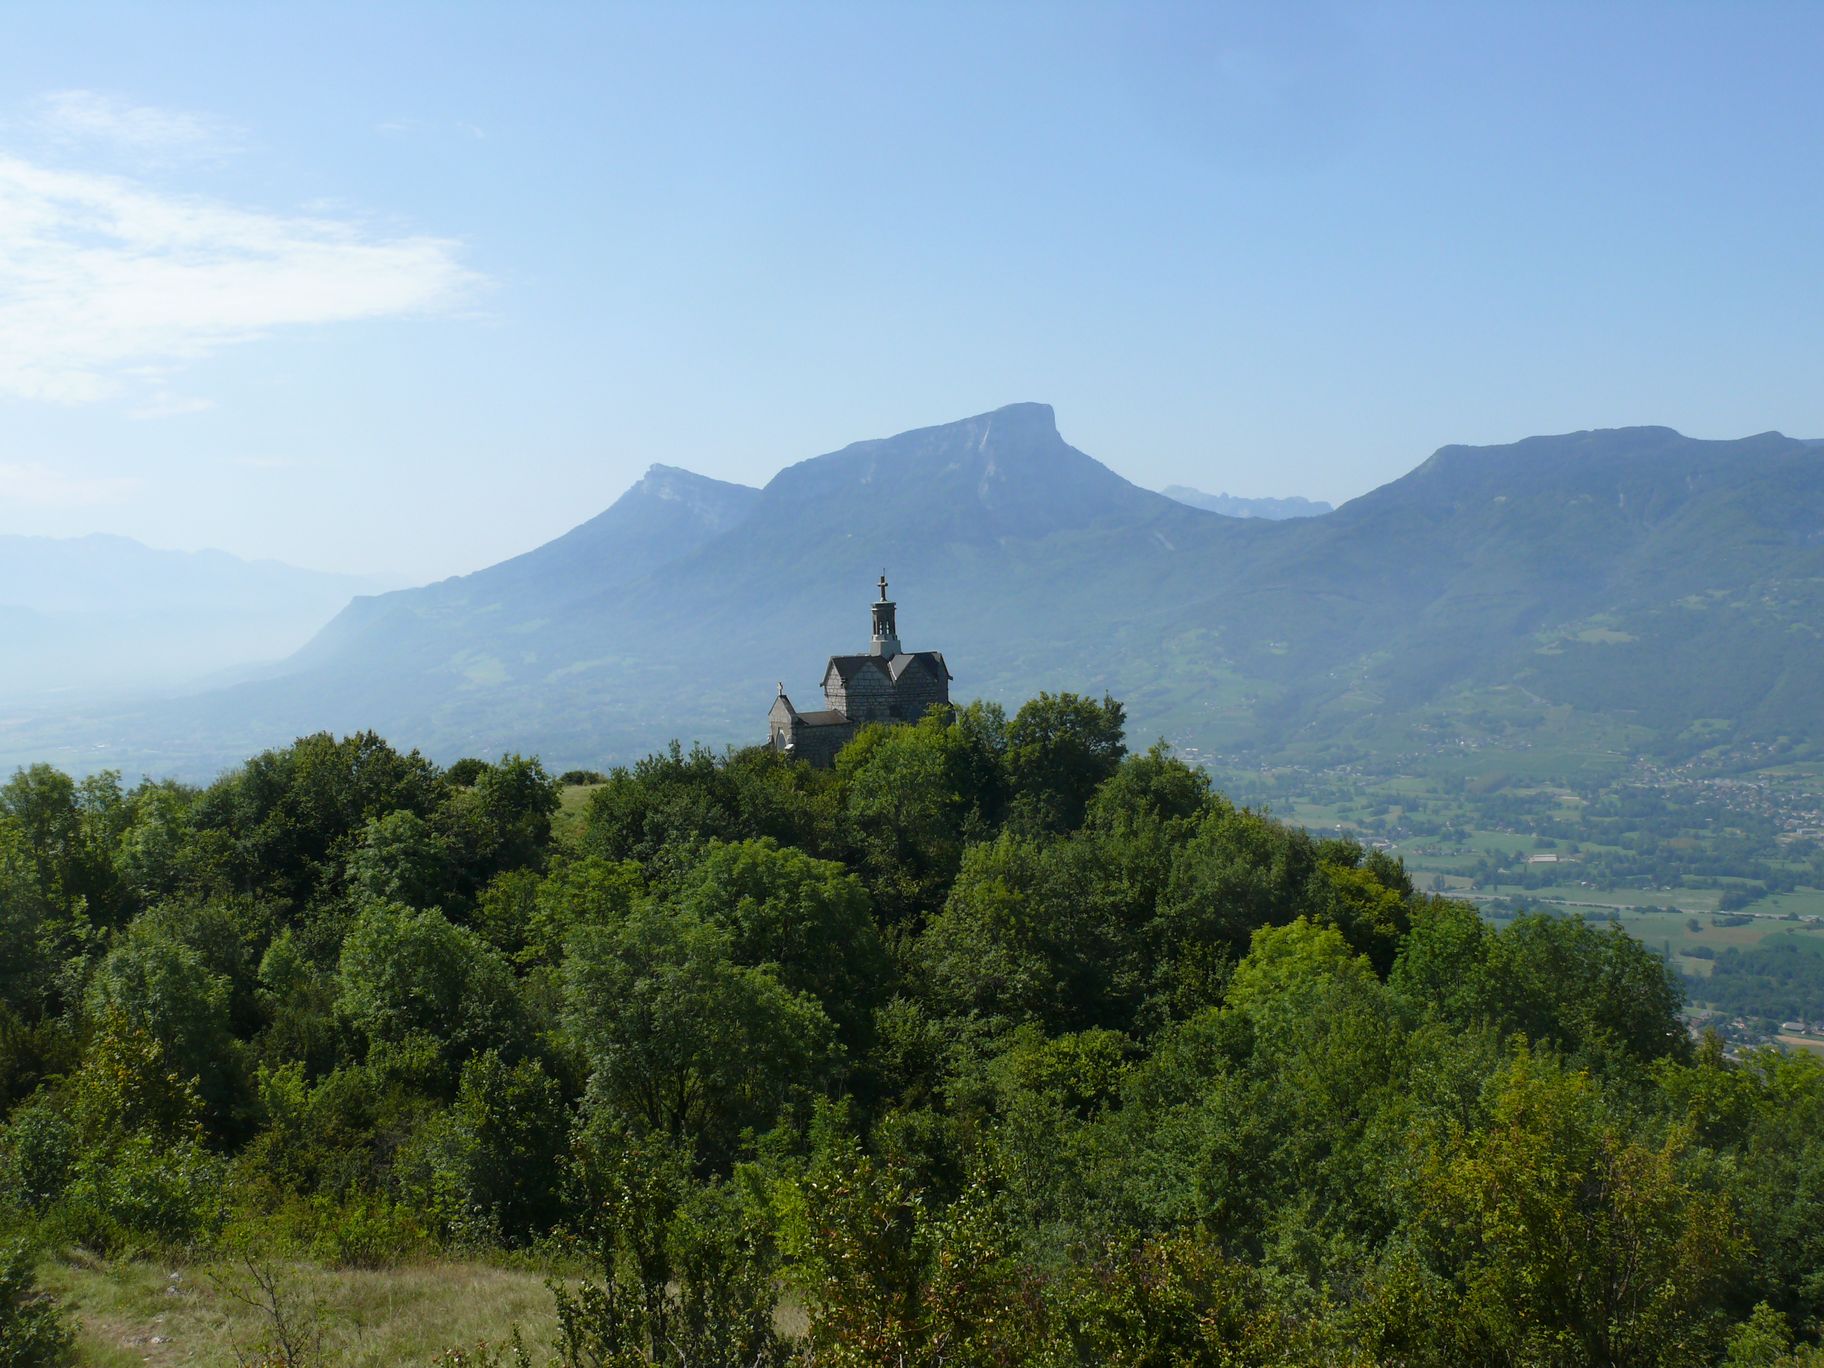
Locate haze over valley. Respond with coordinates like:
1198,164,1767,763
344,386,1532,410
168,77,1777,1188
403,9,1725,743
0,535,396,705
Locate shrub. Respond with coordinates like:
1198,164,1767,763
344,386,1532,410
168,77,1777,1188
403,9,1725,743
0,1104,76,1214
0,1239,73,1367
399,1051,567,1247
306,1194,428,1270
59,1133,224,1254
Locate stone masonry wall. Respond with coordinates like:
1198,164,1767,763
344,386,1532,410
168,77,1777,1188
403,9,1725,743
790,721,854,767
894,665,949,722
831,667,896,723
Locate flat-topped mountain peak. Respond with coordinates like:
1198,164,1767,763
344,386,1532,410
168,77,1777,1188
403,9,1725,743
754,401,1186,543
18,406,1824,779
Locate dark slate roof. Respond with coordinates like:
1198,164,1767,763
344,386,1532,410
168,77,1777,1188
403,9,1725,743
888,650,951,682
826,650,952,684
793,710,851,728
824,654,893,684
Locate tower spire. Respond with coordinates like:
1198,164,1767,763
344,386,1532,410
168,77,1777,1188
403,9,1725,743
870,571,901,657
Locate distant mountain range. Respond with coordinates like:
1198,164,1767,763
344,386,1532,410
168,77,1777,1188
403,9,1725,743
4,405,1821,780
0,535,395,706
1160,487,1332,519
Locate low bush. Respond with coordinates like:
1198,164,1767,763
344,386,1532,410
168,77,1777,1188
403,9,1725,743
0,1240,72,1367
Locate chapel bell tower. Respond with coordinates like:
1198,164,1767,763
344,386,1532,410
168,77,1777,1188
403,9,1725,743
869,572,901,657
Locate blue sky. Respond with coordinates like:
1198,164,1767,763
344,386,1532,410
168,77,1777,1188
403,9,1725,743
1,1,1819,580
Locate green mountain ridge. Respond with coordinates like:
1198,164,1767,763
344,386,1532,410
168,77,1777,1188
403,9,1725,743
3,405,1821,779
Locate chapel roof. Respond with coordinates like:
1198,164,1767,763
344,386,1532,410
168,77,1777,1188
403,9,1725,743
889,650,951,682
824,654,893,683
824,649,952,683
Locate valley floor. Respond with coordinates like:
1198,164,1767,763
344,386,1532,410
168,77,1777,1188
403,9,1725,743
1210,750,1824,1046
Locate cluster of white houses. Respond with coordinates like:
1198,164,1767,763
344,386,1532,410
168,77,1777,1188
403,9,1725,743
767,575,951,766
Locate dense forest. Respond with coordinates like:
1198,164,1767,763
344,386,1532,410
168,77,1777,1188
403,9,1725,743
4,693,1824,1365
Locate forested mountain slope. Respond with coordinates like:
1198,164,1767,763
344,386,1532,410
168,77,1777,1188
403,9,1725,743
4,406,1820,777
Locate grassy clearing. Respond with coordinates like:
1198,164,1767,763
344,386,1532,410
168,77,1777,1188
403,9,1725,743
553,782,603,847
39,1252,560,1367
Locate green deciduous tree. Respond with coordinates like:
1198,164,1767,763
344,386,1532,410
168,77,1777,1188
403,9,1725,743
402,1050,568,1244
444,754,561,885
1399,1045,1743,1367
518,855,642,967
1004,692,1126,835
582,744,742,879
1394,907,1688,1072
835,706,1007,925
675,838,889,1049
918,832,1138,1035
195,731,443,907
336,902,528,1093
85,921,243,1129
347,809,457,911
564,907,836,1169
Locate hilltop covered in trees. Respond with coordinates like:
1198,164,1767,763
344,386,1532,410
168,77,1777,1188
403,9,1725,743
4,694,1824,1365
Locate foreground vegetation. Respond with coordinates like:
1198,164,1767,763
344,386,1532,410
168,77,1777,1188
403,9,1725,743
5,693,1824,1364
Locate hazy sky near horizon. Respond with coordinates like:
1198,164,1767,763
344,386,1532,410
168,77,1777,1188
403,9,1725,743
2,1,1820,580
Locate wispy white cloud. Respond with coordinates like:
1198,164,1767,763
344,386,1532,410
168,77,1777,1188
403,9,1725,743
0,152,481,405
0,461,142,507
128,391,216,420
376,118,487,141
34,89,244,166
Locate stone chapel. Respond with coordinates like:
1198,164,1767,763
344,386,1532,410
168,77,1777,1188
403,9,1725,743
767,575,952,766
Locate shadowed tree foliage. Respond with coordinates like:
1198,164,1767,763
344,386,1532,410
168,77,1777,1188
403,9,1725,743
1005,691,1127,835
564,906,837,1169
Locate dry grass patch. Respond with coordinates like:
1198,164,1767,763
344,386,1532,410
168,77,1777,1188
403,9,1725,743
40,1251,560,1367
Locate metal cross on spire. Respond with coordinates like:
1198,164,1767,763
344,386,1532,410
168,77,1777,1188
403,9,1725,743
878,571,889,601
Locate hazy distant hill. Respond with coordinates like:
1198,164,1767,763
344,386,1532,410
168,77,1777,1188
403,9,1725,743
5,406,1821,778
289,464,760,675
0,534,395,705
1160,486,1332,519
